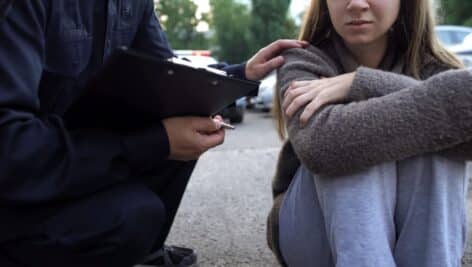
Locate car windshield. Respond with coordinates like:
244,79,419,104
435,26,472,47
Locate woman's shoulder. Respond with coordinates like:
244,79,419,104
281,44,332,63
280,39,341,77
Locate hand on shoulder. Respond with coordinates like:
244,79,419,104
245,39,309,81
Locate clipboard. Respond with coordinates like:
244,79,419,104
64,47,259,130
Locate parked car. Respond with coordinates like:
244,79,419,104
174,50,218,67
173,50,246,123
446,32,472,68
252,72,276,112
219,98,246,123
435,25,472,47
435,26,472,68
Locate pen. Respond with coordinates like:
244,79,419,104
220,121,235,130
212,115,235,130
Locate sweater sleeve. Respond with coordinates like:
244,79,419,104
347,61,451,101
278,47,472,176
347,65,472,160
347,67,422,101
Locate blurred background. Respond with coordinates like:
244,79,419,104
154,0,472,122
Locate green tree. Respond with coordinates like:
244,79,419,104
155,0,209,50
209,0,253,63
439,0,472,26
249,0,297,54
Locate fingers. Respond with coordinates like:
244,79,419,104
213,115,223,121
284,87,321,118
211,115,224,129
282,85,305,110
282,80,321,113
254,56,284,79
285,80,312,95
264,56,285,72
248,55,284,81
262,39,309,58
191,116,222,132
283,80,312,100
299,94,327,127
164,116,226,161
281,74,353,128
281,79,330,126
192,116,225,148
246,39,309,81
199,129,225,149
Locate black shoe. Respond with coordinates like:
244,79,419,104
136,245,197,267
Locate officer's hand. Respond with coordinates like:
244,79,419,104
245,39,309,81
162,116,225,161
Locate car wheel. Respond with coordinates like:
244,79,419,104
245,97,255,109
229,107,244,124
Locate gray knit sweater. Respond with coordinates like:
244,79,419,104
267,37,472,264
277,43,472,177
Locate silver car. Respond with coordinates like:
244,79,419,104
253,72,276,112
435,25,472,47
435,26,472,68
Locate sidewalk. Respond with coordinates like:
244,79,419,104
463,185,472,266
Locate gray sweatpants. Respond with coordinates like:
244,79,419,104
279,155,468,267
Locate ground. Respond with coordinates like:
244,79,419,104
166,110,472,267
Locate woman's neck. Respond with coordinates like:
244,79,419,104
345,36,389,68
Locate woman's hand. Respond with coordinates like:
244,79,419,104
283,72,356,126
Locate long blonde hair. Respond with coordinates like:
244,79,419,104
274,0,463,139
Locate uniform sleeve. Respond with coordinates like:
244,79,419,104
0,1,168,205
132,0,174,59
221,63,247,80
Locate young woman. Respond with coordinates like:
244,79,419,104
267,0,472,266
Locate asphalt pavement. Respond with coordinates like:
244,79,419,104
166,110,472,267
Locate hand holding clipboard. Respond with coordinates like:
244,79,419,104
64,47,259,131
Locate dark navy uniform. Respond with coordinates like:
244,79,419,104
0,1,245,266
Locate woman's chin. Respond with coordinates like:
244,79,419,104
342,36,379,47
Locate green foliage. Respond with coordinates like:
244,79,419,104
155,0,209,50
249,0,297,54
209,0,253,63
439,0,472,26
464,17,472,27
210,0,297,63
155,0,298,63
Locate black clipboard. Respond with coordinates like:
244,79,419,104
64,47,259,130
